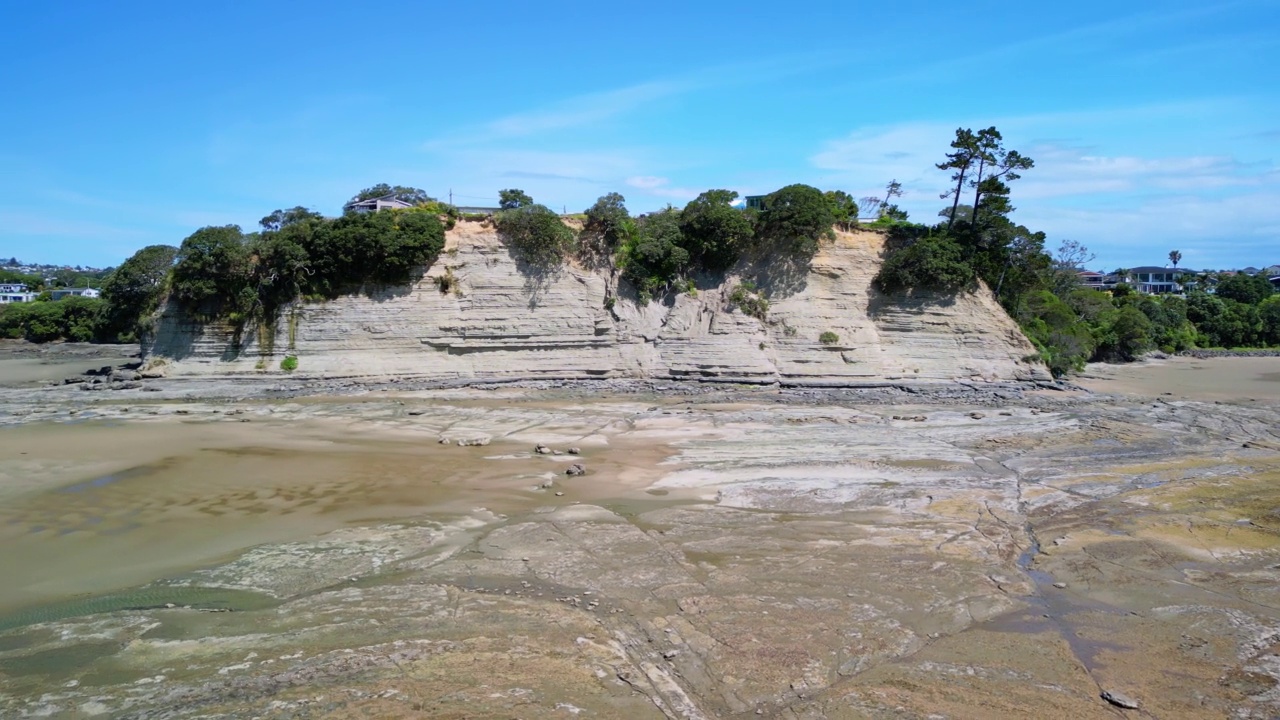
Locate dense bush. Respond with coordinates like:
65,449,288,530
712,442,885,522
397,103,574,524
171,225,252,311
1017,291,1095,375
824,191,859,229
98,244,178,341
757,184,834,256
0,296,105,342
679,190,754,272
819,331,840,345
495,204,576,266
1214,273,1273,305
873,235,976,294
619,208,689,302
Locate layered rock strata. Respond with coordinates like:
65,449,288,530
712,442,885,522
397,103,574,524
145,223,1049,385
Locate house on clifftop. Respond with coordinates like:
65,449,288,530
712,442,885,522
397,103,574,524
343,194,415,214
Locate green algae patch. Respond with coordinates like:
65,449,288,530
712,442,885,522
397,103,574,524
0,585,280,634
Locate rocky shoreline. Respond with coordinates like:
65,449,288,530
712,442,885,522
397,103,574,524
1,354,1279,718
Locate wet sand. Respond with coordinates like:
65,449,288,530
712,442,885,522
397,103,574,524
1078,355,1280,401
0,410,685,616
0,340,136,388
1,358,1280,718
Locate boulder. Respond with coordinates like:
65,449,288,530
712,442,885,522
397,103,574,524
566,464,586,476
1101,690,1139,709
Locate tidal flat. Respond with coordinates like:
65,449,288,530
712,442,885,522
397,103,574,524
1,356,1279,718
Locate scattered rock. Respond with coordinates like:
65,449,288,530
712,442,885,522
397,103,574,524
407,409,426,416
456,436,491,447
566,464,586,476
568,447,581,455
1101,689,1139,709
1052,582,1067,589
535,444,552,455
969,411,985,420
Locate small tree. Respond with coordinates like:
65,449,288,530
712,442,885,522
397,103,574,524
823,190,859,230
1168,250,1182,268
499,189,535,210
882,179,903,211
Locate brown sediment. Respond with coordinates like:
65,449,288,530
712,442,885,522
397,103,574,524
0,356,1278,717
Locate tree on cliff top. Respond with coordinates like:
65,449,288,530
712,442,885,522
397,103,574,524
495,203,575,266
757,184,834,256
348,184,434,206
680,190,754,272
99,244,178,340
499,188,535,210
171,226,251,311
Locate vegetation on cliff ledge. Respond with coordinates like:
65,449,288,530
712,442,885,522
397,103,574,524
869,127,1280,375
8,152,1278,377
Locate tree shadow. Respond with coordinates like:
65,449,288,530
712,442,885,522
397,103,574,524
575,229,616,272
865,285,960,319
503,244,565,310
739,248,812,301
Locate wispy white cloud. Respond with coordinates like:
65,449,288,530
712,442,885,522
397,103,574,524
624,176,701,202
810,114,1280,267
422,51,841,150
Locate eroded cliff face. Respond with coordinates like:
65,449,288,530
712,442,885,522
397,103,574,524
144,224,1049,384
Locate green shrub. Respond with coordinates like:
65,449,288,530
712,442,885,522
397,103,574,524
819,331,839,345
729,281,769,320
618,208,689,302
1017,290,1095,376
495,204,576,266
280,355,298,372
873,235,976,295
0,297,107,343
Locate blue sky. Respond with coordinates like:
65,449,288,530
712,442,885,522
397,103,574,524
1,1,1277,271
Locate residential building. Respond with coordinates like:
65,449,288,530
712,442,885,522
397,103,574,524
343,194,415,214
456,206,502,215
0,290,36,304
50,287,101,300
0,282,29,294
1125,266,1193,294
744,195,766,211
1078,271,1106,289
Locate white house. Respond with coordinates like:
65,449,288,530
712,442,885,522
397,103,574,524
50,287,100,300
343,194,415,214
0,291,36,304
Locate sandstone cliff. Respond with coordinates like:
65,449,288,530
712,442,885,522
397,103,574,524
143,223,1050,385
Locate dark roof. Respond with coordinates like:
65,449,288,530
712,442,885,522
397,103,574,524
343,193,413,209
1128,266,1195,273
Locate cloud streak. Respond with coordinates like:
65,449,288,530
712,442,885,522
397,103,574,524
810,114,1280,268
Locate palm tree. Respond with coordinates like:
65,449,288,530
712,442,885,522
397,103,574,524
1169,250,1182,268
